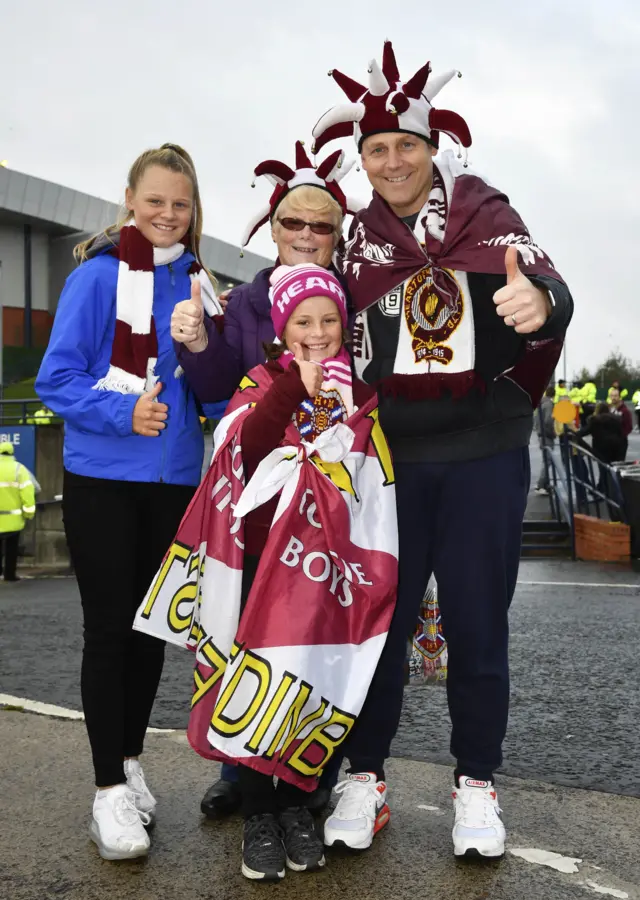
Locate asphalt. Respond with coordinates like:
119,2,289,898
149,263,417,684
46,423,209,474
1,559,638,798
1,711,639,900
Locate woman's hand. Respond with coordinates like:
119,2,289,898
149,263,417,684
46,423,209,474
293,343,324,398
132,382,168,437
171,281,208,353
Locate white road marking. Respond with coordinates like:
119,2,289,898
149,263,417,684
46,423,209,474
417,804,440,811
582,882,629,899
518,581,638,590
0,694,177,733
509,848,582,873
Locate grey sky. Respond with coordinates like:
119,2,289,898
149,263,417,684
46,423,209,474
2,0,638,377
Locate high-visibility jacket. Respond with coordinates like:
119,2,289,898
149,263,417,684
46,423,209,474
607,386,628,402
581,382,597,404
25,406,53,425
0,454,36,533
554,384,569,404
569,387,583,408
632,390,640,409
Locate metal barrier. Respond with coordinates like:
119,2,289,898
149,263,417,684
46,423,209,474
537,432,628,560
0,399,61,425
565,432,627,523
538,437,576,558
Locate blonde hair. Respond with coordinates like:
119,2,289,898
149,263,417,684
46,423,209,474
74,143,215,285
273,185,344,234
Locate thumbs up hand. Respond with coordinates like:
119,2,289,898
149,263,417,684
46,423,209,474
132,382,169,437
292,342,324,398
493,246,551,334
171,279,208,352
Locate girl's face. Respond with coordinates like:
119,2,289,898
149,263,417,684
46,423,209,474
283,296,343,361
125,165,193,248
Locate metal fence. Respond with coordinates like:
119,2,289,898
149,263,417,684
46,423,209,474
539,431,629,560
0,399,60,425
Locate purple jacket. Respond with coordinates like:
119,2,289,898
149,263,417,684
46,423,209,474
175,267,275,403
175,264,351,404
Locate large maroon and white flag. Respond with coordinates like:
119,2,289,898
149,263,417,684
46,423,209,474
133,365,398,791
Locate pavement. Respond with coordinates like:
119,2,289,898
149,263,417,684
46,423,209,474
2,711,639,900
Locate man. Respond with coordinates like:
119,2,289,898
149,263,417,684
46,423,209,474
607,381,628,404
633,388,640,433
554,379,569,403
0,442,36,581
608,387,633,459
534,386,556,494
581,380,597,425
312,41,573,858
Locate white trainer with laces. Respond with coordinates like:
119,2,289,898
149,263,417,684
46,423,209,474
323,772,390,850
90,784,151,860
452,776,506,858
124,759,157,825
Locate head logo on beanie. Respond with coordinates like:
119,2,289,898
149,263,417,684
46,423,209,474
269,264,348,339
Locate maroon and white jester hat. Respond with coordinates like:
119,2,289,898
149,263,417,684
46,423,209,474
240,140,362,250
312,40,472,158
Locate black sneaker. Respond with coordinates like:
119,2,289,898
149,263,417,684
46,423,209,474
279,806,326,872
241,814,286,881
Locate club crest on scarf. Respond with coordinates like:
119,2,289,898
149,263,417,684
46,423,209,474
405,266,464,365
296,389,348,439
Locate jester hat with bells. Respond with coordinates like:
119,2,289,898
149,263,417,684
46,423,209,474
240,140,362,251
312,40,472,160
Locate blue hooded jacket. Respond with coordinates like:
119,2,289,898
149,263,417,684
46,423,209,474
36,247,209,485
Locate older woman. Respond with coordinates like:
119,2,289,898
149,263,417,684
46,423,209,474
171,142,355,405
171,141,359,819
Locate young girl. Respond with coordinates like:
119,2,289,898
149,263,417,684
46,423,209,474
36,144,220,860
232,266,378,880
134,262,398,882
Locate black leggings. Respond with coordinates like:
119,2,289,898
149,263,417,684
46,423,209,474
63,470,195,787
239,767,311,820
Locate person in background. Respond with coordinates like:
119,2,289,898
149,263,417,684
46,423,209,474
632,388,640,433
534,386,556,495
0,441,36,581
608,387,633,460
578,402,627,464
580,380,597,426
171,141,358,820
607,381,628,403
35,143,220,861
554,379,569,403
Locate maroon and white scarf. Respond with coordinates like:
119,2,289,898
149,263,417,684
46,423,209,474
93,221,221,395
278,346,355,441
342,150,566,405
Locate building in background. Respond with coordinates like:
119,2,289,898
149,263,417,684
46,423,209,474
0,166,272,384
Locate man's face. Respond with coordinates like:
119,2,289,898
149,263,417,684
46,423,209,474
361,132,438,217
610,388,621,406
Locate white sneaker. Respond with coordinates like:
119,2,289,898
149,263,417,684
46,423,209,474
124,759,157,825
323,773,390,850
90,784,151,860
452,776,506,858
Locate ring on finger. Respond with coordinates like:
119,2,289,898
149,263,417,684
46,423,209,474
510,313,518,326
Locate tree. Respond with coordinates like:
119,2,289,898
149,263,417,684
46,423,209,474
575,351,640,390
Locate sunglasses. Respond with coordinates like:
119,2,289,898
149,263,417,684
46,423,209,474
277,217,335,236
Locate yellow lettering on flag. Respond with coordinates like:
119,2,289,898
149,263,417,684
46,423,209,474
140,542,191,619
366,407,395,486
210,651,272,736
